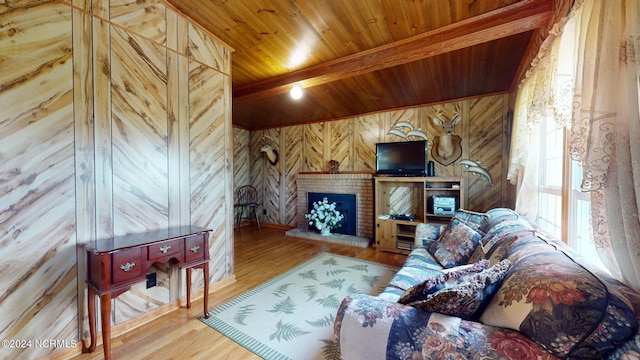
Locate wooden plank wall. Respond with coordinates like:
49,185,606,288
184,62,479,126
0,1,232,358
238,95,513,227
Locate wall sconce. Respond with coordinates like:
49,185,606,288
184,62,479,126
290,84,303,100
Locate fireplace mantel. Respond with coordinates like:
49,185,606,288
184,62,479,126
296,173,374,239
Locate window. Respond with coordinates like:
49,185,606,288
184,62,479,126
568,161,608,272
536,117,564,238
535,117,608,272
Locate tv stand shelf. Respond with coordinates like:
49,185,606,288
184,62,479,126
374,176,465,254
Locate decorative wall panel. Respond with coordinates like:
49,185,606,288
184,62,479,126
233,128,250,190
263,128,281,224
249,130,265,206
467,96,505,212
110,0,167,45
189,66,228,285
111,27,169,235
187,23,230,73
355,114,382,172
0,2,77,358
110,25,172,323
0,1,232,357
283,125,303,226
304,122,325,172
329,119,353,172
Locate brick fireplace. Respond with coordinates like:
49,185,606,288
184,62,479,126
296,173,374,239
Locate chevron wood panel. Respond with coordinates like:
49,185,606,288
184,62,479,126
167,20,183,227
93,16,115,239
329,119,353,172
355,114,382,172
111,27,169,235
233,127,250,189
110,26,171,323
232,127,250,223
283,125,303,225
388,184,422,215
73,7,96,242
110,0,167,45
190,65,228,284
248,129,264,191
0,3,78,358
262,128,281,223
187,23,231,74
304,122,325,172
467,95,505,212
73,7,97,338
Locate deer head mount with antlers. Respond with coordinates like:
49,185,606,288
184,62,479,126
431,105,463,166
260,135,279,165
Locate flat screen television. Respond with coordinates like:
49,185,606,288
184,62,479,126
376,140,427,176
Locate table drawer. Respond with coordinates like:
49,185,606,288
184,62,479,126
185,234,206,263
148,239,181,261
112,248,144,284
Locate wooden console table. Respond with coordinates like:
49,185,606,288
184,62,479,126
82,226,212,360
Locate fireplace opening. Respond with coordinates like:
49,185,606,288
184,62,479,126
307,192,357,236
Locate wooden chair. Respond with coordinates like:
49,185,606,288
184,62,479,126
234,185,260,230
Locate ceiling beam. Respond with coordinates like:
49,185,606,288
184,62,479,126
233,0,552,103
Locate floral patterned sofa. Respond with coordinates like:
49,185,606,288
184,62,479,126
334,208,640,359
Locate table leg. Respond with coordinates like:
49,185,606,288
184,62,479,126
100,293,112,360
186,267,192,308
83,287,97,353
203,262,209,318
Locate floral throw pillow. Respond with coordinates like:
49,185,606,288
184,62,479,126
406,259,511,320
414,223,443,247
429,219,484,268
397,260,490,304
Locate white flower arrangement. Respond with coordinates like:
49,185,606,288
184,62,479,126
305,197,344,231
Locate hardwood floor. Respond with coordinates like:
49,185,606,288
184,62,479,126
70,225,407,360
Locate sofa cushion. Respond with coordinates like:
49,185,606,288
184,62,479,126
480,250,638,358
468,218,535,263
405,259,511,320
335,294,561,360
379,247,444,301
414,223,443,247
397,260,490,304
429,218,483,268
453,209,489,232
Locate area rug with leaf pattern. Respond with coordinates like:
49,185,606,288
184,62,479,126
200,252,398,360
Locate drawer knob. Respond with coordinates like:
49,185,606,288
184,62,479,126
120,262,136,272
159,245,172,253
190,245,200,253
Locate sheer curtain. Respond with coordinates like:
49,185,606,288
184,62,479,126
508,0,640,292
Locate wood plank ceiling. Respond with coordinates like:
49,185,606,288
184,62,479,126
166,0,553,130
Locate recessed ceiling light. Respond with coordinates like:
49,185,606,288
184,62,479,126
289,48,309,67
290,84,303,100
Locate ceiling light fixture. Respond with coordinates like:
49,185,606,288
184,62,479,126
290,84,303,100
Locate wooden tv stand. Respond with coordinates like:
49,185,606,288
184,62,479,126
83,226,211,360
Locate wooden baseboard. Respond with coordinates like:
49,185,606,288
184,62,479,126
238,221,295,230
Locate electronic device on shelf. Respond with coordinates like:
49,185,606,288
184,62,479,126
431,195,458,216
391,213,415,221
375,140,427,176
